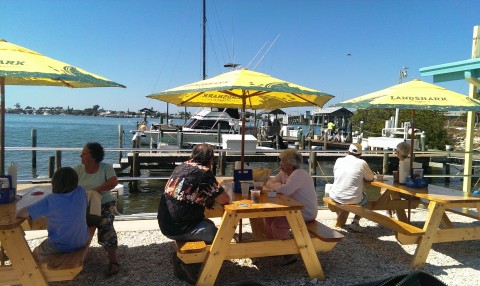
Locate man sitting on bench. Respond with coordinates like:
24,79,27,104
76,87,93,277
157,144,230,285
329,143,374,232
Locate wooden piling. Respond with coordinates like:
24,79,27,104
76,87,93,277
31,129,37,169
118,125,123,163
48,156,55,178
323,132,328,150
382,152,389,174
55,151,62,170
309,150,318,186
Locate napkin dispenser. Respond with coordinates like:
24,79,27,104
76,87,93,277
0,175,15,204
233,169,253,193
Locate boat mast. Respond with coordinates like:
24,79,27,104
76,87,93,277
203,0,207,80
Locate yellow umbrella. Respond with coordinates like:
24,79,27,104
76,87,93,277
147,68,334,166
0,39,126,175
338,79,480,111
336,78,480,171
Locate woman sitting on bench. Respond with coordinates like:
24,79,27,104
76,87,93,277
264,149,319,266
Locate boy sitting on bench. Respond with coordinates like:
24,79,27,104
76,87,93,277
17,167,90,263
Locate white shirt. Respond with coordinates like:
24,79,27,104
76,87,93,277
330,154,374,205
266,168,318,221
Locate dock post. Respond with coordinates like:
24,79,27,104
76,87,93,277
177,132,184,148
276,134,280,149
421,131,426,151
219,150,226,176
48,156,55,178
323,131,328,150
118,125,123,163
217,124,221,149
31,129,37,169
301,135,305,149
55,151,62,170
382,151,389,174
445,163,450,183
309,150,318,187
129,136,141,192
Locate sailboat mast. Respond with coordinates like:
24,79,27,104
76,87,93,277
203,0,207,80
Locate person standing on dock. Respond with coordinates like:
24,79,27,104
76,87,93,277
74,142,120,276
329,143,374,232
158,143,230,284
327,121,335,140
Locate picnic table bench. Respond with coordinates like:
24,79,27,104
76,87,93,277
38,226,96,282
323,197,425,238
176,219,344,265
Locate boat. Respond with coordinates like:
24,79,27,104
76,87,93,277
131,107,257,148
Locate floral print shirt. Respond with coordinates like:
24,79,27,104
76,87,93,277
158,160,223,236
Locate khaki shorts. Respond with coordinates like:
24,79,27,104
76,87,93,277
33,239,61,263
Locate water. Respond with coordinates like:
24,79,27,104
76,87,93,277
4,114,461,215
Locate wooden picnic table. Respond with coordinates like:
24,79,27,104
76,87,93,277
325,178,480,269
1,184,96,285
196,191,325,286
371,180,480,268
0,184,52,285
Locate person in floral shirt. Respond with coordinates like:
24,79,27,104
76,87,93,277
158,143,230,284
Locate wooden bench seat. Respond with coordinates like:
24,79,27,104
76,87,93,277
323,197,425,237
176,241,207,254
40,226,96,282
306,220,344,243
447,208,480,220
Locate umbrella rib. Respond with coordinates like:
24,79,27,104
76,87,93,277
291,93,320,106
179,92,205,105
58,79,75,88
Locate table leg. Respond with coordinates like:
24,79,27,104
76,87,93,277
286,211,325,280
197,213,240,286
249,218,266,241
410,201,444,269
0,227,48,286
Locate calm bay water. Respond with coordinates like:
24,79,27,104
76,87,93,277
4,114,459,215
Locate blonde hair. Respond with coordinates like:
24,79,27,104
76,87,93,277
279,149,303,169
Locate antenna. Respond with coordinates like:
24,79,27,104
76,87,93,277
253,34,280,70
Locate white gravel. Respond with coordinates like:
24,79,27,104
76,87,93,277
23,209,480,286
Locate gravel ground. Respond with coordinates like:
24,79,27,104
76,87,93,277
24,209,480,286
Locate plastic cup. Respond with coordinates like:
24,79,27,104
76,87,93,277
251,189,261,203
240,181,250,198
254,181,264,190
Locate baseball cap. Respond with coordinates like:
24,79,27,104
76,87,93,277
348,143,362,155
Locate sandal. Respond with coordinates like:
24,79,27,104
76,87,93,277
106,262,120,276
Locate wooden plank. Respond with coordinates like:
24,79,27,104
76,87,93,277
287,211,325,280
306,220,344,243
0,227,48,285
446,208,480,220
323,197,425,236
176,241,207,254
178,237,339,264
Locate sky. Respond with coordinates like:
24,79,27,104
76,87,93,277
2,0,480,115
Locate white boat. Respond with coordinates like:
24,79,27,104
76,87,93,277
132,107,257,148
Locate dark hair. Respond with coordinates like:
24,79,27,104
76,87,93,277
86,142,104,163
191,144,214,166
52,167,79,194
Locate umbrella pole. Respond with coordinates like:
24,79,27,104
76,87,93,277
0,77,5,176
410,110,415,176
240,94,246,171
